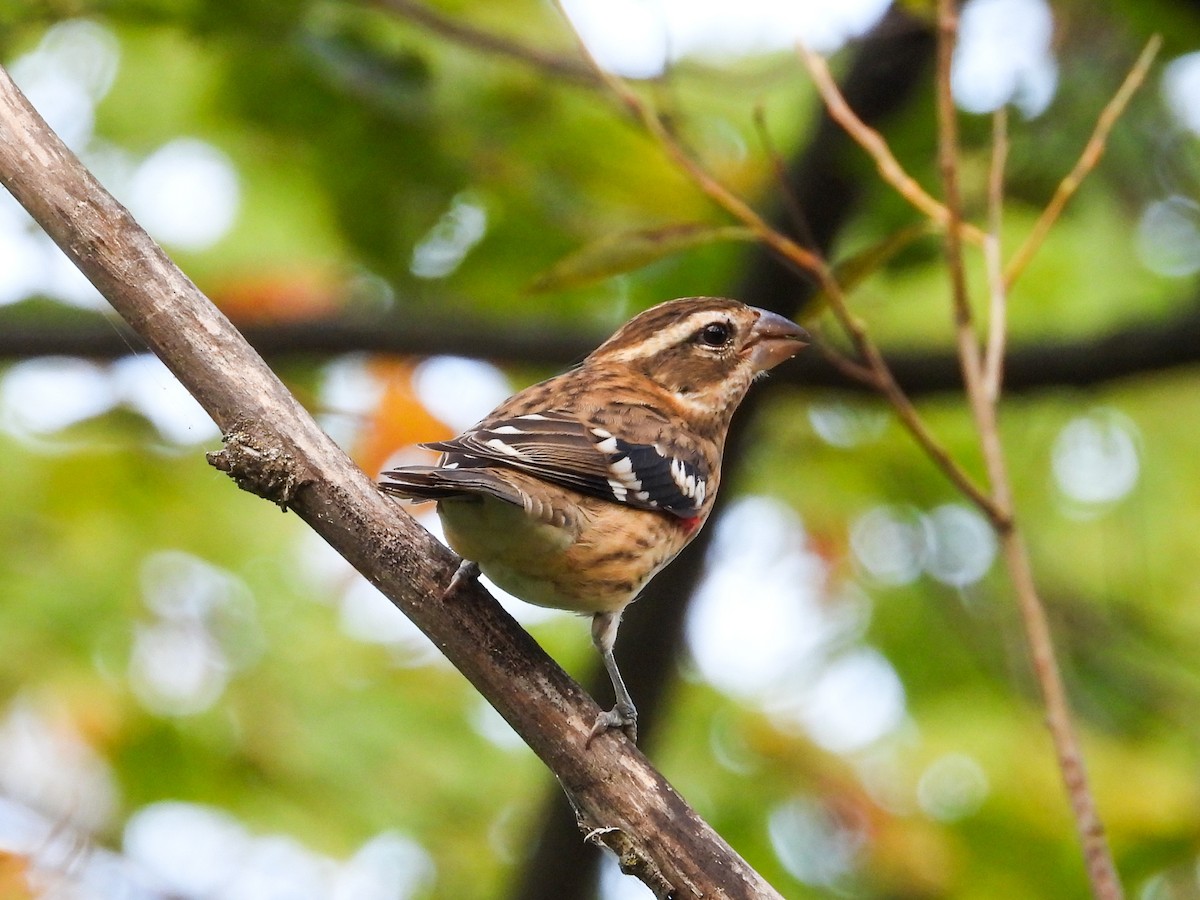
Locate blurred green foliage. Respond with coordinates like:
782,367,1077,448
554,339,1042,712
2,1,1200,898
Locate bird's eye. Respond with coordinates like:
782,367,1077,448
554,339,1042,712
697,321,732,347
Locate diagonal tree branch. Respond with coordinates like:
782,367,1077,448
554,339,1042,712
0,63,782,900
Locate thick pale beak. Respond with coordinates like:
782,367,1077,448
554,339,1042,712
747,307,810,372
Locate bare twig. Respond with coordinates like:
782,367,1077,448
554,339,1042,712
0,62,781,900
934,3,1122,897
589,58,828,278
933,1,987,427
1004,35,1161,291
751,104,818,252
797,44,987,246
559,6,996,517
982,108,1009,402
1001,528,1123,899
810,326,883,388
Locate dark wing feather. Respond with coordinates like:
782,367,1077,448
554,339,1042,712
422,413,613,499
416,411,710,518
608,437,708,516
379,466,526,508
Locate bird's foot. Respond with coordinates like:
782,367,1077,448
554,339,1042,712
585,702,637,747
443,559,480,600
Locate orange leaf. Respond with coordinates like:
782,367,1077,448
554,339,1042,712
356,358,455,477
0,852,34,899
210,270,345,323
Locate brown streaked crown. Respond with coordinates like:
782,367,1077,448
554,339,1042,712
587,297,766,414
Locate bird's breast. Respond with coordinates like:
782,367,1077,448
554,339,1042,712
436,493,701,615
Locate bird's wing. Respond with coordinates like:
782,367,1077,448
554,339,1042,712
410,410,711,518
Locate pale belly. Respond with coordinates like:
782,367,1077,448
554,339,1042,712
437,495,595,612
436,494,685,615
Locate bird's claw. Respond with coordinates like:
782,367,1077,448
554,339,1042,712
586,703,637,747
443,559,480,600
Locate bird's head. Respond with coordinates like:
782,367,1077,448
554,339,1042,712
587,296,810,419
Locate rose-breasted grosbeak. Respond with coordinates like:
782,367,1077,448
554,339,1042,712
380,296,808,742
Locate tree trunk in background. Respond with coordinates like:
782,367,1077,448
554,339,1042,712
507,9,936,899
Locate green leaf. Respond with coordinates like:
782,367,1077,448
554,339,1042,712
527,223,757,293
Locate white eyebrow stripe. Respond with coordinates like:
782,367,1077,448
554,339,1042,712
599,311,733,362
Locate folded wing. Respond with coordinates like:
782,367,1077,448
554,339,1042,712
381,410,709,518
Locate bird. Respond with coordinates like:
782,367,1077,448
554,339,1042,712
379,296,809,744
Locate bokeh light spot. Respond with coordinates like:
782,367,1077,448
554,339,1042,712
129,551,261,716
128,139,240,251
952,0,1057,116
923,504,997,587
1136,197,1200,278
850,504,926,586
1052,407,1141,507
0,357,114,437
777,648,907,753
124,802,248,896
768,796,866,888
413,356,513,434
0,697,117,834
687,497,834,698
808,400,888,448
112,354,221,445
562,0,890,78
410,193,488,280
917,753,989,821
1163,51,1200,135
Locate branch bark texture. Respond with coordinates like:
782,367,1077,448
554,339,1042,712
0,64,781,900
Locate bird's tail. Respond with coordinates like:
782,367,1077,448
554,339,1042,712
379,466,524,508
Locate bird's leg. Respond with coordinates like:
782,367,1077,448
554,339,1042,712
586,610,637,745
443,559,480,600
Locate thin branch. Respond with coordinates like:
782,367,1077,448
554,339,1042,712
0,62,781,900
982,107,1009,402
797,44,987,246
513,21,940,895
934,0,987,429
1004,35,1161,291
1001,528,1123,900
933,0,994,507
810,324,883,388
934,3,1122,897
368,0,599,85
591,57,829,278
559,5,996,518
751,104,818,253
